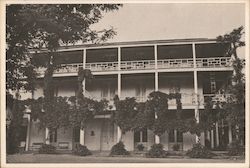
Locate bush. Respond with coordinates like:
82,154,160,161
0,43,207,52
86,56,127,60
38,144,56,154
74,144,92,156
136,143,145,151
110,141,129,156
186,143,214,158
227,140,244,156
172,144,180,151
146,143,167,158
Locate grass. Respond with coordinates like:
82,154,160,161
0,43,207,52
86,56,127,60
6,153,245,163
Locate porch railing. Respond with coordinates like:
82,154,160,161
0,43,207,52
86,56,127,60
202,94,235,103
120,60,155,70
158,58,194,69
36,57,232,75
85,61,118,72
196,57,231,68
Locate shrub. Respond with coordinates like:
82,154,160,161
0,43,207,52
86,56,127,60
172,144,180,151
186,143,214,158
38,144,56,154
227,140,244,156
136,143,145,151
74,144,92,156
146,143,167,158
110,141,129,156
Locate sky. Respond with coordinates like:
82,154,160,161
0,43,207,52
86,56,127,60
91,3,245,58
93,3,245,42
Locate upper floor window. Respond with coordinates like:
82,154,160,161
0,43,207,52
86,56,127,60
135,84,146,101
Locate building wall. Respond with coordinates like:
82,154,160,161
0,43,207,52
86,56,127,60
29,120,45,148
30,74,204,151
85,119,116,151
183,132,196,151
56,128,73,150
33,83,44,99
122,131,134,151
160,132,169,150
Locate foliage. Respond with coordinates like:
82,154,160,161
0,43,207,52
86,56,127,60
190,27,245,144
6,95,26,154
38,144,57,154
6,5,38,93
146,143,167,158
110,141,129,156
216,26,245,144
74,144,92,156
113,97,138,133
217,26,245,59
227,140,244,156
113,91,195,138
186,143,214,158
6,4,121,150
172,144,180,151
7,4,122,93
136,144,145,151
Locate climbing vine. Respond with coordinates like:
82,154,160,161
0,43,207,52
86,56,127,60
113,91,196,137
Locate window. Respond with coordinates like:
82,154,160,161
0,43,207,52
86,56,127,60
142,129,147,142
135,84,146,101
73,127,80,142
177,131,183,142
101,84,109,99
49,129,57,143
101,83,116,100
169,129,175,143
134,129,148,143
169,129,183,143
169,81,180,94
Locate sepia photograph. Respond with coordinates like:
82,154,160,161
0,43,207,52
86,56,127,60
1,0,249,167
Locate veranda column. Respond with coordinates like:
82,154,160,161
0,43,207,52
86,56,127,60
192,43,200,143
25,113,31,151
79,48,87,145
117,46,122,142
215,122,219,147
154,44,160,144
211,130,214,148
25,92,32,151
45,128,50,144
228,123,233,144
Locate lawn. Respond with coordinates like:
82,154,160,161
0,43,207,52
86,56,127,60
6,153,245,163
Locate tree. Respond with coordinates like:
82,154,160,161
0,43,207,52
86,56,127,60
6,4,122,152
217,26,245,144
6,4,121,95
190,27,245,147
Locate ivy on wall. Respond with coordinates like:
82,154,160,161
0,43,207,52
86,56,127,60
113,91,197,137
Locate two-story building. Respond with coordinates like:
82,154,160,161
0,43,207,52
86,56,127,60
23,38,234,152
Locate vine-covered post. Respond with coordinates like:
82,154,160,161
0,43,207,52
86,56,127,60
45,128,50,144
79,49,87,146
154,44,160,144
117,46,122,142
192,43,201,143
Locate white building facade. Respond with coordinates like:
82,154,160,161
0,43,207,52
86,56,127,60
24,38,234,152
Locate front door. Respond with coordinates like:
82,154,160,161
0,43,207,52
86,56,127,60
100,119,114,151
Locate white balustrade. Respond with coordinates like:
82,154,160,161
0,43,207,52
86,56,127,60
85,62,118,72
196,57,231,68
54,63,83,74
158,58,194,69
120,60,155,70
36,57,232,75
202,94,235,103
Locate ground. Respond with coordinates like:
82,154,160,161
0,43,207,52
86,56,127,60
6,153,245,163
